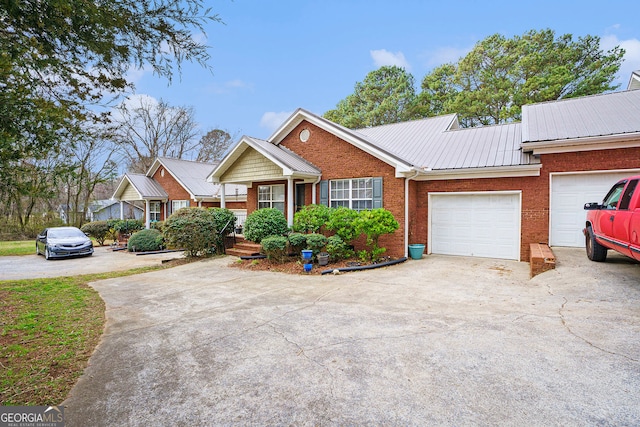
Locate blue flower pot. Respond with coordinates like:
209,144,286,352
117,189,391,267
301,250,313,260
303,263,313,272
408,244,425,260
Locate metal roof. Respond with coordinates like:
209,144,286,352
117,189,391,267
246,136,322,175
357,115,534,170
124,173,168,199
155,157,222,198
522,90,640,143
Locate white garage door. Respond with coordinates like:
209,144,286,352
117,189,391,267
429,192,521,260
550,171,640,247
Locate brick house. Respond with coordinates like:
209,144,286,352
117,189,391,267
113,157,247,228
209,88,640,261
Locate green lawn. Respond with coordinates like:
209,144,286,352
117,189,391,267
0,240,35,256
0,267,162,405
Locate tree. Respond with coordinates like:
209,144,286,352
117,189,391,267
419,29,625,127
324,66,418,129
197,129,234,162
1,0,220,219
112,97,200,173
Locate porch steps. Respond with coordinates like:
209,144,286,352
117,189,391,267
226,237,262,257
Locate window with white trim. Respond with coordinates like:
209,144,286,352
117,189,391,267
330,178,374,211
258,184,285,213
149,201,161,222
172,200,189,214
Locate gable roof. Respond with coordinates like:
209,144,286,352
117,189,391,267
629,70,640,90
208,135,321,183
113,173,169,200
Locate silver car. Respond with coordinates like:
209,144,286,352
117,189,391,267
36,227,94,260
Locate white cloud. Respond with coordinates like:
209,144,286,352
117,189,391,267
425,45,473,67
601,34,640,87
260,111,293,132
125,65,153,85
370,49,411,70
110,94,159,122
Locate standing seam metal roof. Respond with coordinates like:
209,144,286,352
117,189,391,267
522,90,640,143
246,137,321,175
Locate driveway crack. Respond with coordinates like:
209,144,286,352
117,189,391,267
559,297,638,363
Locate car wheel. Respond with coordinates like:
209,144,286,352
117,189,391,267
586,226,607,262
45,247,51,261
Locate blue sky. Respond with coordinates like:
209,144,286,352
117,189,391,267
127,0,640,141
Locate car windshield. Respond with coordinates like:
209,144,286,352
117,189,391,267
48,228,86,239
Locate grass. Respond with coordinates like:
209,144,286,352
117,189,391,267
0,240,35,256
0,267,163,405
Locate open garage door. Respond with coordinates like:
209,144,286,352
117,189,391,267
550,171,640,247
429,192,521,260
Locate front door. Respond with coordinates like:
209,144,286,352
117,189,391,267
295,183,306,212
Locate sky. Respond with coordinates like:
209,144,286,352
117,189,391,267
126,0,640,142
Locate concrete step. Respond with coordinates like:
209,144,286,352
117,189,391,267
227,247,262,257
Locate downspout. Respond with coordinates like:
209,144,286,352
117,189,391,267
220,185,226,209
404,169,420,258
311,175,321,204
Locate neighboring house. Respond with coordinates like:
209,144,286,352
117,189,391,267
112,157,247,228
86,199,144,222
209,88,640,261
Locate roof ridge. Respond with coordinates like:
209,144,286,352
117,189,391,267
523,89,636,109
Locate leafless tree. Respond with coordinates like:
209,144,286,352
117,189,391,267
112,97,200,173
196,129,235,162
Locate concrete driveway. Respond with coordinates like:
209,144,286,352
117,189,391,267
63,249,640,426
0,246,183,280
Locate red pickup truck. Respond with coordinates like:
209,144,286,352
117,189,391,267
583,175,640,262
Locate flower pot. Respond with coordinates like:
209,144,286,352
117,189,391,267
408,244,425,260
317,252,329,266
303,263,313,272
301,250,313,261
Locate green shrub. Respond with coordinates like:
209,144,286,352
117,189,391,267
325,235,353,261
293,204,331,233
355,208,399,262
81,221,111,246
261,235,288,262
127,229,164,252
107,218,144,239
287,232,307,256
209,208,237,254
326,207,361,243
305,233,328,257
163,207,217,257
243,208,288,243
151,221,164,231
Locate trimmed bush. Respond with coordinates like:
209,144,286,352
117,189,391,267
355,208,399,262
81,221,111,246
293,204,331,233
127,229,164,252
325,235,353,262
243,208,288,243
209,208,237,255
261,235,288,262
305,233,328,257
326,207,360,243
287,232,307,256
107,218,144,240
163,207,217,257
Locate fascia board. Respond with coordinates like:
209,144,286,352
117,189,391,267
412,164,542,181
521,133,640,155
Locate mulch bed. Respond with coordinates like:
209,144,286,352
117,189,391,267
229,256,394,275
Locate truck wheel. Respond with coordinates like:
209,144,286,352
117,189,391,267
586,226,607,262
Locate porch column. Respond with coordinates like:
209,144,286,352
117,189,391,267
145,199,150,229
287,177,294,226
220,184,226,208
120,201,124,220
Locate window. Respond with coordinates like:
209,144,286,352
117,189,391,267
172,200,189,214
258,184,285,213
149,202,161,222
330,178,374,211
602,182,626,210
619,180,638,210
